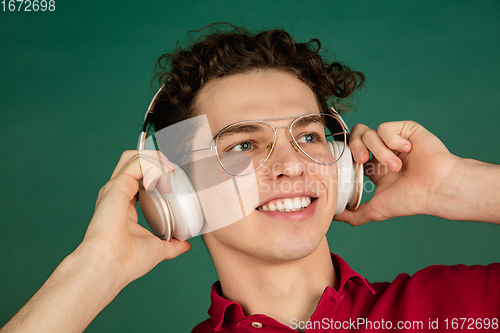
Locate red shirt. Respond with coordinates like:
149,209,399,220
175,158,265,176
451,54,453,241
192,254,500,332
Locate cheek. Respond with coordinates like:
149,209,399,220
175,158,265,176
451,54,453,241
203,210,262,250
305,163,338,195
325,165,339,216
254,166,273,196
253,162,339,199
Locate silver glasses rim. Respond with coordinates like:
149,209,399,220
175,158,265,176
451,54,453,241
214,112,348,177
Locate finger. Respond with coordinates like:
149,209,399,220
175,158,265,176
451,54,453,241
333,201,383,226
162,239,192,260
361,129,403,172
100,154,167,201
363,156,388,185
110,150,174,181
110,150,142,180
156,174,172,194
349,123,371,164
142,169,172,193
129,199,139,222
139,152,174,194
143,165,163,192
93,153,175,233
96,152,174,209
95,173,139,211
109,150,174,195
377,122,412,153
97,154,157,210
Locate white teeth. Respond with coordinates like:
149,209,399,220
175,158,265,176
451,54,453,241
258,197,313,212
293,197,302,210
301,197,308,207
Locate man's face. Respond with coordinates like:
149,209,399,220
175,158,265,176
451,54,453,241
196,70,338,262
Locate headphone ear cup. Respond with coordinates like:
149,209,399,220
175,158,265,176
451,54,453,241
139,165,204,242
166,167,204,241
139,182,172,240
328,141,363,215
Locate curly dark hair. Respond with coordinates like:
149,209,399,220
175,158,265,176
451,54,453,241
150,23,365,132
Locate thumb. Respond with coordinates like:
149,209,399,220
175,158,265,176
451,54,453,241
334,201,382,226
161,239,192,260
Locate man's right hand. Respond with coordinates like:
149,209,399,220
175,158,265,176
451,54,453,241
78,150,191,286
1,150,190,333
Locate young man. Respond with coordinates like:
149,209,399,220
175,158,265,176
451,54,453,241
2,26,499,333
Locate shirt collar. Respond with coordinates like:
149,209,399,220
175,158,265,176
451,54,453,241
331,252,375,295
208,282,247,331
207,252,375,331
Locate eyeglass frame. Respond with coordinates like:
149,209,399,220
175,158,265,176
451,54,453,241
137,86,351,176
186,108,350,177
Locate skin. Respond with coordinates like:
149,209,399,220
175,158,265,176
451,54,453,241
196,70,340,325
342,121,500,224
2,70,500,333
197,70,337,262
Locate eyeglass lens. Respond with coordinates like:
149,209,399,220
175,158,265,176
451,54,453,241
216,114,346,175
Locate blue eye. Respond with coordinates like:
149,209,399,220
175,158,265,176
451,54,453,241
297,133,317,143
231,141,253,152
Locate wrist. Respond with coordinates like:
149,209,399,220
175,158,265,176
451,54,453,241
426,154,464,219
1,244,130,333
69,242,130,295
427,156,500,222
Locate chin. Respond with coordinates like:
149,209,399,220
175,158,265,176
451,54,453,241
203,203,333,264
262,232,326,262
208,225,326,265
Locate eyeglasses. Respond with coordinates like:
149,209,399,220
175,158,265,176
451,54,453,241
190,112,348,176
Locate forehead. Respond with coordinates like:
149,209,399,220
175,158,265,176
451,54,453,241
194,70,320,134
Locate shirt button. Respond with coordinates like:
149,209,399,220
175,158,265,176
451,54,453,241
251,322,263,328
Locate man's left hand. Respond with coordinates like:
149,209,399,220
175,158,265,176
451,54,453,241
335,121,459,225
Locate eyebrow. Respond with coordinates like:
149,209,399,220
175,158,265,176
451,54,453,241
293,115,324,128
214,123,266,142
293,115,345,137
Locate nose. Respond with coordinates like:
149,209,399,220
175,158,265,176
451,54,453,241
262,127,305,179
273,125,300,152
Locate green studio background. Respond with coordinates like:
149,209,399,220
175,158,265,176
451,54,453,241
1,0,499,331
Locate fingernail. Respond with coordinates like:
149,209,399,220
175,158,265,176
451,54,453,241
388,159,398,171
145,175,161,192
402,144,411,152
354,151,365,162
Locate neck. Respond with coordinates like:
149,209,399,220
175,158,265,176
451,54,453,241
209,237,336,329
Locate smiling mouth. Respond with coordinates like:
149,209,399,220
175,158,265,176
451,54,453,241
256,196,316,212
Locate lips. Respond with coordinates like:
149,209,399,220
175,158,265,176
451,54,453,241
256,191,318,213
257,196,312,212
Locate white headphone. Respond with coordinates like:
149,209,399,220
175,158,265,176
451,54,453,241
137,87,363,241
